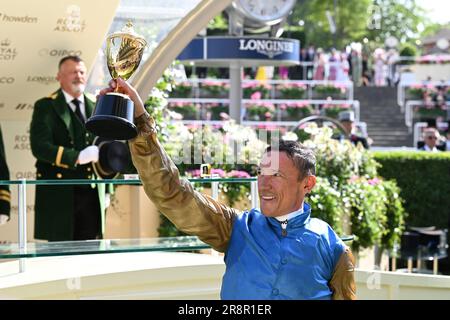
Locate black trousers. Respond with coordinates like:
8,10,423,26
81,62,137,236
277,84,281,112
73,185,101,240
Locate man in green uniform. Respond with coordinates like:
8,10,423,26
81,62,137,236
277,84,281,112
30,55,107,241
0,125,11,225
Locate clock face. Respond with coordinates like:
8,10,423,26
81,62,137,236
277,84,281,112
237,0,297,23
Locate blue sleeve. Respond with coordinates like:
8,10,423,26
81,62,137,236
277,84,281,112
328,226,346,267
319,225,347,274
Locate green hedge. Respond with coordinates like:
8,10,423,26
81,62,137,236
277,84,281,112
373,151,450,229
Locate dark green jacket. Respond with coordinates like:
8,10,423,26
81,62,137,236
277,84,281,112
30,89,107,241
0,125,11,218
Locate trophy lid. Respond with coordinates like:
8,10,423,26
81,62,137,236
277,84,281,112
107,21,147,46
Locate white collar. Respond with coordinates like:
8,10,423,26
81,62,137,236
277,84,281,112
61,89,85,105
275,202,304,222
424,144,439,152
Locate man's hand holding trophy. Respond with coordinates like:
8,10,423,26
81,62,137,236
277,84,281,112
86,21,147,140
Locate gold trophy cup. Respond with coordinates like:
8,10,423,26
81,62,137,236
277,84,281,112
86,21,147,140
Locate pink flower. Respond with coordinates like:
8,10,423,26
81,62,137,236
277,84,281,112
250,91,262,100
186,169,201,177
211,168,227,177
227,170,251,178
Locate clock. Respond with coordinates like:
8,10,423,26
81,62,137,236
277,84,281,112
230,0,297,27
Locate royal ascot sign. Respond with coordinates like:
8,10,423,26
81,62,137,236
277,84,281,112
53,5,87,33
0,0,119,121
177,36,300,66
0,0,120,242
0,38,18,60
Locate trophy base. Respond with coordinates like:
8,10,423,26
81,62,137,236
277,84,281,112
86,93,137,140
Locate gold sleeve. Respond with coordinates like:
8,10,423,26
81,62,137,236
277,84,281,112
329,247,357,300
128,112,240,252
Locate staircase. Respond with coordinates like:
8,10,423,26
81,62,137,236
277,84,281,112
355,87,412,147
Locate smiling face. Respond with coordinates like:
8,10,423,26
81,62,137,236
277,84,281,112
424,130,439,149
56,58,87,98
258,151,316,217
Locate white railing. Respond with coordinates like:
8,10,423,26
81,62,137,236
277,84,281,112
405,100,450,132
175,78,354,101
167,98,360,124
397,80,450,111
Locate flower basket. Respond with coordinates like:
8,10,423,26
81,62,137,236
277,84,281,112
207,103,229,120
201,81,228,98
168,102,198,120
186,169,251,209
276,83,307,99
243,82,271,99
322,104,351,119
314,85,345,99
171,83,192,98
245,102,275,121
281,103,313,121
414,105,447,120
406,87,426,100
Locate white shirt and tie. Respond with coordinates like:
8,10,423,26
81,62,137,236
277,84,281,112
61,90,86,123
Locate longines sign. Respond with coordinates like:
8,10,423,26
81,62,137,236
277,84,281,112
238,39,295,58
26,75,58,85
177,36,300,66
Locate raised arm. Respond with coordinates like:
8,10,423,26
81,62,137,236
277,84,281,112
103,78,240,252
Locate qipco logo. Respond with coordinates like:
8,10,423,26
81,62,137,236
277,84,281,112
0,76,14,84
39,48,82,57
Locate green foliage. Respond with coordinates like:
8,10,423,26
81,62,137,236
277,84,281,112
153,69,409,252
301,125,404,251
342,178,387,251
399,43,417,57
415,106,447,119
290,0,430,49
366,0,426,45
314,85,342,96
406,87,425,99
208,104,229,120
221,183,250,208
308,177,344,235
278,87,306,99
207,13,228,33
243,85,271,99
374,151,450,229
283,105,313,120
169,104,197,120
246,103,275,120
304,126,379,188
158,214,188,237
170,83,192,98
380,180,407,250
321,106,349,119
291,0,371,49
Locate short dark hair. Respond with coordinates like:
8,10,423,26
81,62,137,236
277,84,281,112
58,55,83,69
265,140,316,180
